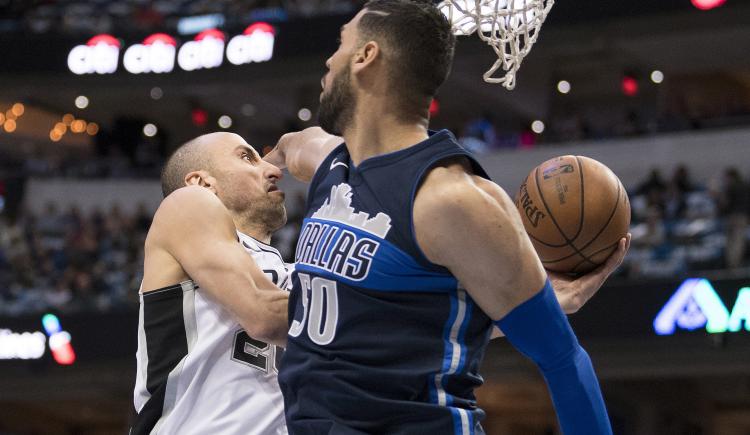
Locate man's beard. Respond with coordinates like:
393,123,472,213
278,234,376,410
318,65,356,136
241,197,288,235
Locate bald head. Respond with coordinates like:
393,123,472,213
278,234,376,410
161,132,240,197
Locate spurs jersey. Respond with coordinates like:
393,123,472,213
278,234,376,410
131,232,290,435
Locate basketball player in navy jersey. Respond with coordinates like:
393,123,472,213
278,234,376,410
132,133,290,434
266,1,630,434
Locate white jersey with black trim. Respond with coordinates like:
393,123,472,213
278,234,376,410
131,232,289,435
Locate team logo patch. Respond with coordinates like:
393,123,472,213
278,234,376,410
296,184,392,281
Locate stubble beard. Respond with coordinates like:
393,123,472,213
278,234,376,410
318,65,356,137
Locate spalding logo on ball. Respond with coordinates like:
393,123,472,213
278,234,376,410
515,156,630,274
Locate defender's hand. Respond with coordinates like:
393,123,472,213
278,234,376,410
548,233,631,314
263,127,342,183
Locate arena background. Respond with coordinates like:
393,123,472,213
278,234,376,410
1,0,750,434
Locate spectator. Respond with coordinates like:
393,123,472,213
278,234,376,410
715,168,750,268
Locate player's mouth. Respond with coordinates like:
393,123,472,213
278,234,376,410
267,184,284,196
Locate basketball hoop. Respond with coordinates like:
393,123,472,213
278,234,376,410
439,0,554,90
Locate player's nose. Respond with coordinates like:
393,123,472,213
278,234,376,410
263,160,283,181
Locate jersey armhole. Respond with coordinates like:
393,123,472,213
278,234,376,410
408,151,491,272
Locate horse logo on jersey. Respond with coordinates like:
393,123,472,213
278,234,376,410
296,183,391,281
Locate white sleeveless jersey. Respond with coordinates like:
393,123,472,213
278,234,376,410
131,232,291,435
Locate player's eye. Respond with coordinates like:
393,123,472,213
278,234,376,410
242,152,253,162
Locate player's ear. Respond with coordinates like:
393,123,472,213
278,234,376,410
352,40,379,74
185,170,218,194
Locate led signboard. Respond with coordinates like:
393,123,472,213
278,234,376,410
68,24,275,75
0,314,75,364
654,278,750,335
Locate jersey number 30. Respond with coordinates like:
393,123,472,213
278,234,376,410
288,273,339,345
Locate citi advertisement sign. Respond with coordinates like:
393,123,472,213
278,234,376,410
0,314,75,365
68,23,275,75
653,278,750,335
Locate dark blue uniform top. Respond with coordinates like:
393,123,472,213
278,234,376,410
279,130,494,435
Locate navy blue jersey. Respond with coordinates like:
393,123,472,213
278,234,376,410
279,130,494,435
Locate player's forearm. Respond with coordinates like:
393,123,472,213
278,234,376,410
268,127,342,182
189,254,290,346
237,289,289,347
496,280,612,434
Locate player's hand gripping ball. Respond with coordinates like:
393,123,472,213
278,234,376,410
515,155,630,274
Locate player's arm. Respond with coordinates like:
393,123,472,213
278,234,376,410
147,186,289,347
490,234,630,338
263,127,343,182
414,159,613,435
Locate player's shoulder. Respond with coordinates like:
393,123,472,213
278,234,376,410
149,186,234,243
416,156,511,216
157,186,229,220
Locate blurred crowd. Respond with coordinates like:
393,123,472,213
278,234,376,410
1,165,748,316
0,203,148,316
0,0,359,35
624,166,750,277
456,100,750,153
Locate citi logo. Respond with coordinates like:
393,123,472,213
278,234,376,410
68,23,275,76
653,278,750,335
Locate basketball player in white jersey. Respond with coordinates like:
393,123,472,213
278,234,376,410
131,132,290,435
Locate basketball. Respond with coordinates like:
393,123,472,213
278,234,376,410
515,155,631,274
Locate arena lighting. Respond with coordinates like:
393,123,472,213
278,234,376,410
177,13,226,35
621,75,639,97
429,99,440,117
70,119,86,133
531,120,545,134
150,87,164,100
192,108,208,127
297,108,312,122
3,119,16,133
691,0,726,10
241,104,257,117
86,122,99,135
650,70,664,84
75,95,89,109
42,314,76,365
11,103,24,117
557,80,571,94
62,113,74,125
654,278,750,335
218,115,233,129
143,123,158,137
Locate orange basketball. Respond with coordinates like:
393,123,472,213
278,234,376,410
515,155,630,274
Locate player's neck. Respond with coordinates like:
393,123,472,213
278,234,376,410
344,103,429,166
234,220,272,244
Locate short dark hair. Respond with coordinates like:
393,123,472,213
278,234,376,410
160,137,212,197
359,0,455,104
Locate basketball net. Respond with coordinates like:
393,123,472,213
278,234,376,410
438,0,554,90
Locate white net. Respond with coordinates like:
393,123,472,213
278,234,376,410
438,0,554,90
